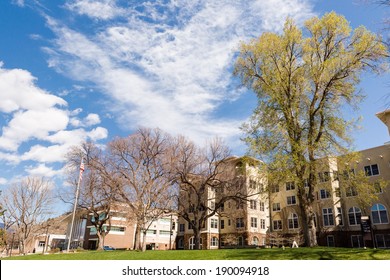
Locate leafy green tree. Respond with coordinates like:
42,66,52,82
234,12,388,246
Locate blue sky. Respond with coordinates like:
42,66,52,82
0,0,389,214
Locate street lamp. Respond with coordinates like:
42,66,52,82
43,225,50,254
169,213,173,250
10,232,15,257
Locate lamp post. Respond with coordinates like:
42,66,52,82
43,225,50,254
10,232,15,257
169,213,173,250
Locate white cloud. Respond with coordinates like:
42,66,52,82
0,108,69,151
0,177,7,185
26,163,60,178
65,0,125,20
11,0,25,7
0,66,67,113
0,63,108,176
46,0,315,148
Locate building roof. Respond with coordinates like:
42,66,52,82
376,109,390,135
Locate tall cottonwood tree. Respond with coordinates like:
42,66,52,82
234,12,388,246
109,128,176,251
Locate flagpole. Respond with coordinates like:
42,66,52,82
67,157,84,252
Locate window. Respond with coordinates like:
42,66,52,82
38,241,45,247
189,237,202,250
327,235,335,247
272,203,281,212
188,220,194,230
146,229,157,235
259,201,265,211
323,208,334,226
159,230,170,236
219,203,225,212
251,217,258,228
237,236,244,247
260,219,266,229
286,181,295,191
210,218,218,229
271,185,279,193
179,223,185,232
351,235,363,248
346,186,358,197
318,172,330,182
252,237,259,246
288,213,299,229
90,227,97,235
250,200,257,210
210,237,218,247
341,168,355,179
110,226,125,232
364,164,379,176
236,218,245,228
348,207,361,225
273,220,282,230
287,195,296,205
210,201,215,210
375,234,390,248
320,189,331,199
236,200,244,209
249,179,257,189
374,182,383,194
371,204,389,224
177,238,184,249
220,219,225,229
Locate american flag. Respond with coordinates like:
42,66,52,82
79,160,85,181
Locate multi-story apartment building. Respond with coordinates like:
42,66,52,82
176,156,269,249
268,110,390,248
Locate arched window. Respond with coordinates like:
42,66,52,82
348,207,362,225
210,237,218,247
252,236,259,246
371,204,389,224
288,213,299,229
189,237,203,250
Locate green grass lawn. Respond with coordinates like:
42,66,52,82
3,247,390,260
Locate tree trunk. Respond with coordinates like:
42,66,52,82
141,231,147,252
133,225,141,250
300,203,317,247
194,229,202,250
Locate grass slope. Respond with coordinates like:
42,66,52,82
3,247,390,260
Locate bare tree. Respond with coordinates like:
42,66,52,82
0,177,54,254
64,142,122,250
171,136,255,250
108,128,176,251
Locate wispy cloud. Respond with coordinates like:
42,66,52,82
46,0,315,149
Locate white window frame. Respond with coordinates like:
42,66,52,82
322,208,334,227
